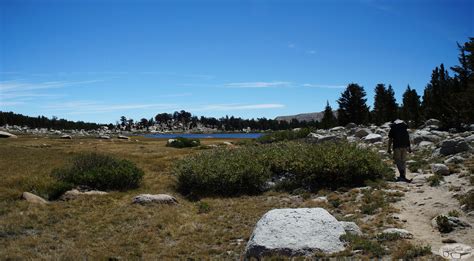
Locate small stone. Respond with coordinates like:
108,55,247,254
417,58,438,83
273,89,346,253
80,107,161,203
117,135,130,140
431,163,450,176
340,221,362,236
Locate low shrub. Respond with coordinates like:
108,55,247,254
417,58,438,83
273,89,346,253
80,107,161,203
436,215,453,233
391,241,431,259
460,190,474,211
257,128,311,144
427,174,443,187
166,137,200,148
361,189,387,215
52,152,144,191
173,141,392,197
447,210,460,217
340,234,386,258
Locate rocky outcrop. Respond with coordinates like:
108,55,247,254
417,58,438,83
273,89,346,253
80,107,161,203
244,208,347,258
132,194,178,205
439,138,471,156
354,128,371,138
412,130,441,144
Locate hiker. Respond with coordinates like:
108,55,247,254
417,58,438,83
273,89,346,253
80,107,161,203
387,119,412,182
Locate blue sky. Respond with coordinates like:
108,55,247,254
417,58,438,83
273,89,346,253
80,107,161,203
1,0,472,124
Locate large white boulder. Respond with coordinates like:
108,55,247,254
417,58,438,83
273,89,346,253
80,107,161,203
22,192,48,205
244,208,347,258
0,131,17,138
363,133,383,143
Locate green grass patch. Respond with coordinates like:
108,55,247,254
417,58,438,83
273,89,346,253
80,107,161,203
427,174,444,187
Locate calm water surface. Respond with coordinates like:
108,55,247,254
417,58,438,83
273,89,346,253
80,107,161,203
144,133,264,139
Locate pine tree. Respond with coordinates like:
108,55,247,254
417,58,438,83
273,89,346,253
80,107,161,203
400,85,421,127
337,83,370,125
321,101,337,129
450,38,474,125
385,85,398,122
372,84,387,125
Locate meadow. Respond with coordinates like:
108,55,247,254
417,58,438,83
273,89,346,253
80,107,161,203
0,136,436,259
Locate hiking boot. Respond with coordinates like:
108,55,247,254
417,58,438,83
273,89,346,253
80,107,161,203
396,176,412,183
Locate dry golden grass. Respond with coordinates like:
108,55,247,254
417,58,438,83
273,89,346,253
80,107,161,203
0,136,410,259
0,136,328,259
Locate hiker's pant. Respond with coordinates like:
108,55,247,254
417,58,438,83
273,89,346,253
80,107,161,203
393,148,408,174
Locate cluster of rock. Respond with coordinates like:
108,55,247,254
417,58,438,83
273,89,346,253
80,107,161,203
21,188,179,206
0,126,134,140
305,119,473,161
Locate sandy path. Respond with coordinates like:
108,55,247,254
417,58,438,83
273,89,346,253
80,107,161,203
392,172,474,256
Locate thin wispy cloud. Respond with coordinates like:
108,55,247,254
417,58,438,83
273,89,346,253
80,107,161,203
288,43,296,48
43,101,179,114
224,81,292,88
302,83,346,89
0,80,103,92
0,79,103,107
139,71,215,80
307,50,316,55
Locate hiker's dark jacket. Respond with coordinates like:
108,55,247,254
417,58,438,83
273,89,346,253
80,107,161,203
388,123,410,149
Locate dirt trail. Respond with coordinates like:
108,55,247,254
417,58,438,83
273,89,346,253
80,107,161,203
392,172,474,256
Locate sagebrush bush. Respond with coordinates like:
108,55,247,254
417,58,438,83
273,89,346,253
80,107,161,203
340,234,385,258
166,137,200,148
52,153,144,191
174,146,272,196
257,128,311,144
173,141,392,196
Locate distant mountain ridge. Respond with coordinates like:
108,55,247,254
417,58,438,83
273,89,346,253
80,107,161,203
275,111,337,123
